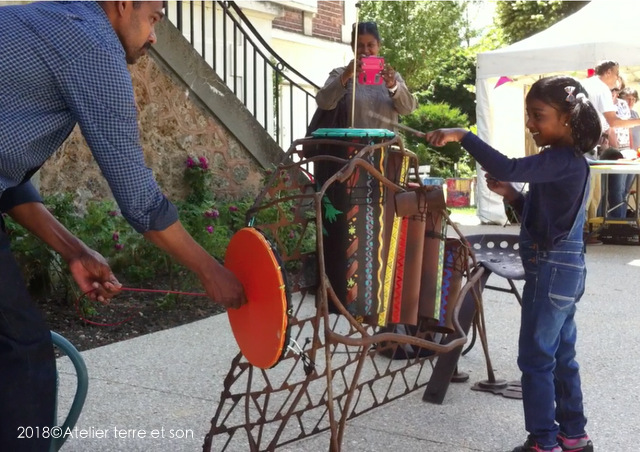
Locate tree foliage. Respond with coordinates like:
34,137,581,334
401,103,472,178
421,48,477,124
358,1,468,90
495,0,589,44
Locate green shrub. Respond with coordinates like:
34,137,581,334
400,102,474,178
4,194,77,298
6,156,318,306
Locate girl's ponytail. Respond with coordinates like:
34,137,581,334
569,92,601,155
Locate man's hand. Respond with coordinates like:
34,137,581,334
198,260,246,310
7,201,122,302
425,128,469,147
144,221,246,309
68,247,121,302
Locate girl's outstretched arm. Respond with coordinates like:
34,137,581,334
425,128,469,147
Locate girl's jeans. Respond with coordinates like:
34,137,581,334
518,237,587,449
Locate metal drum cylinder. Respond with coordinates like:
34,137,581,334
310,128,401,324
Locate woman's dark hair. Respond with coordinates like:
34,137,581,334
526,75,601,155
350,22,380,47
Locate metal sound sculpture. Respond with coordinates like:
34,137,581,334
203,131,488,452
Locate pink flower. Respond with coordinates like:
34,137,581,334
203,208,219,219
206,225,214,234
229,205,238,212
288,231,295,239
114,243,124,251
198,156,209,170
185,157,195,168
108,210,119,217
112,232,119,242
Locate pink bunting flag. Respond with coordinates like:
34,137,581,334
494,76,513,88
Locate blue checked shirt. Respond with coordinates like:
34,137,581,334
0,1,177,232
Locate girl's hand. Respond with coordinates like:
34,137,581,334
485,173,519,202
425,128,468,147
381,64,397,89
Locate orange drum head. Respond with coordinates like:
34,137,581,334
224,227,291,369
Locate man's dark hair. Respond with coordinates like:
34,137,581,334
599,147,624,160
594,60,618,76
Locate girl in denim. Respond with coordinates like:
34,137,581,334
425,76,601,452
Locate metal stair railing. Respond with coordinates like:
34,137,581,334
165,1,320,150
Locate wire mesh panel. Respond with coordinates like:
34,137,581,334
204,135,479,452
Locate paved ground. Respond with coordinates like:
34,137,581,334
54,216,640,451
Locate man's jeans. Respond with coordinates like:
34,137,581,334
0,219,56,451
603,173,635,218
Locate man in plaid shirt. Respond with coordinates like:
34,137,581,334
0,2,245,449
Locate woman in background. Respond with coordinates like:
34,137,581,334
315,21,417,130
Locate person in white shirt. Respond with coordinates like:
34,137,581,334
603,84,635,218
581,61,640,230
619,87,640,152
582,61,640,146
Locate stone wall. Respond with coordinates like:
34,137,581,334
39,56,265,206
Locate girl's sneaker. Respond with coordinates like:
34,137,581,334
556,434,593,452
512,436,562,452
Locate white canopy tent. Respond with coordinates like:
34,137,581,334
474,0,640,224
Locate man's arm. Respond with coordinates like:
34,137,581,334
143,222,245,309
607,127,619,149
56,44,245,308
6,201,121,301
603,111,640,129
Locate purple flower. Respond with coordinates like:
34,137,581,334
203,208,220,219
186,157,195,168
114,243,124,251
112,232,120,242
229,205,238,212
288,231,295,239
108,210,119,217
198,156,209,170
206,225,214,234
